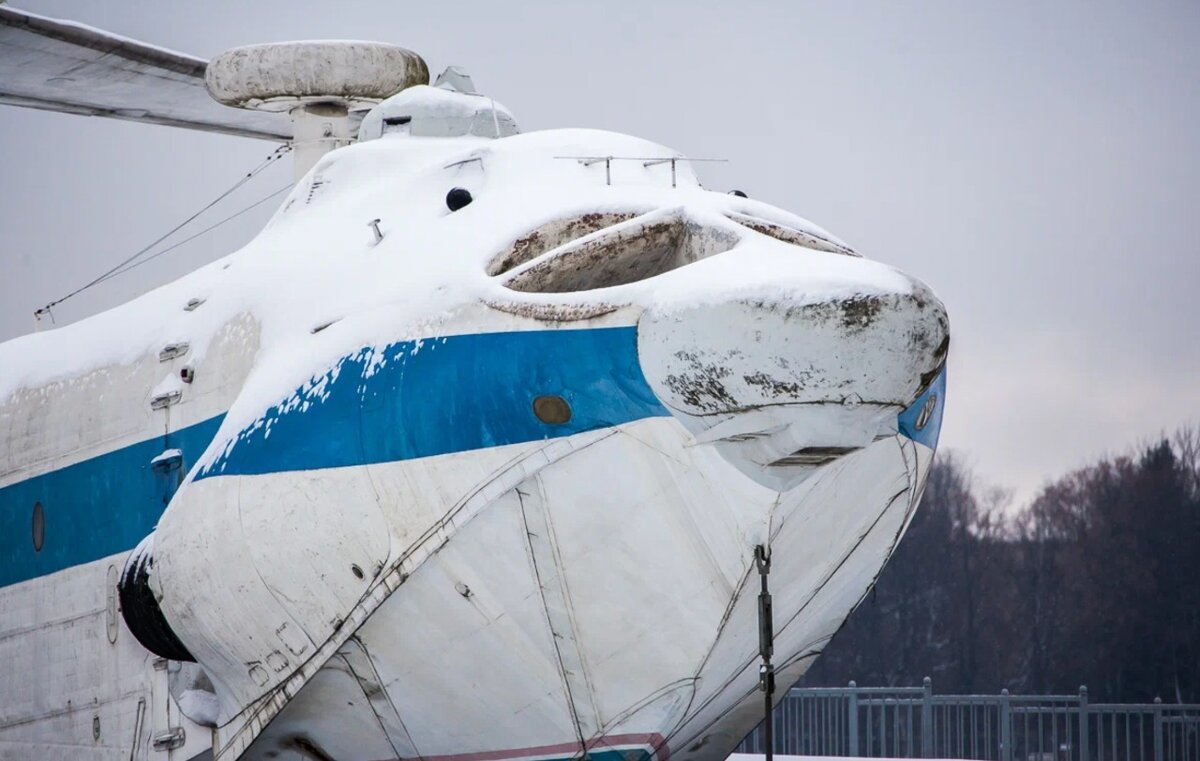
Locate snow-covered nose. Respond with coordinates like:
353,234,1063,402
636,251,948,489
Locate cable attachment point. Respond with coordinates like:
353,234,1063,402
754,543,771,574
755,543,776,761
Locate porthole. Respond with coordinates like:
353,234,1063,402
32,501,44,552
915,394,937,431
532,395,572,425
446,187,473,211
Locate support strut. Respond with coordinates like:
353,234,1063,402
756,544,775,761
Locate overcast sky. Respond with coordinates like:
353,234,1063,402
1,0,1197,507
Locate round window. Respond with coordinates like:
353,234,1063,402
32,501,44,552
532,395,572,425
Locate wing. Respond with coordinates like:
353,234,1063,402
0,6,289,141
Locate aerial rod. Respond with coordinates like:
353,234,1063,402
553,155,727,187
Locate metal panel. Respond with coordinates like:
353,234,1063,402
0,6,288,140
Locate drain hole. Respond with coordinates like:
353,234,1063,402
351,564,365,580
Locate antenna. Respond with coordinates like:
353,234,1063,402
206,42,430,179
554,155,727,187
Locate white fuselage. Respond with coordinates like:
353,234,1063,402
0,124,947,761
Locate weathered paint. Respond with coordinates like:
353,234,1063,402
198,326,668,480
0,414,224,588
0,52,948,760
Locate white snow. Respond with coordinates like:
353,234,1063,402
150,448,183,466
177,688,220,727
0,125,909,474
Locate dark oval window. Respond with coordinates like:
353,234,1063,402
532,395,572,425
915,394,937,431
32,501,44,552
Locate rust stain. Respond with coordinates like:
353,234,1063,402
917,334,951,393
504,211,739,294
663,350,738,412
483,299,623,322
487,211,640,276
838,295,886,332
743,370,806,398
725,211,858,256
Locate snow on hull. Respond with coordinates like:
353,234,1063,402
0,121,948,761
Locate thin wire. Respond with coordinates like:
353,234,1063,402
94,184,293,284
35,144,291,317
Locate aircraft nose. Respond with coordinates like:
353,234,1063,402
636,252,948,489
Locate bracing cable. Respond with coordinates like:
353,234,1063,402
94,184,293,285
35,144,292,320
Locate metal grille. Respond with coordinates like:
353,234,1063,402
737,679,1200,761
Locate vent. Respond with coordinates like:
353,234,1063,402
150,391,182,410
504,210,739,294
305,174,329,205
726,211,857,256
770,446,860,467
158,342,190,362
487,211,643,276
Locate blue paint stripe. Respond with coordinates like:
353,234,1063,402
0,327,670,587
0,415,224,588
1,324,942,589
200,326,671,479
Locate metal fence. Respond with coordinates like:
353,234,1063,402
737,679,1200,761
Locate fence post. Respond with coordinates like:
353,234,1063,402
1153,697,1164,761
922,677,934,758
1079,686,1089,761
1000,688,1012,761
849,681,860,757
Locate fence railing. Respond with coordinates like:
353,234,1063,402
737,679,1200,761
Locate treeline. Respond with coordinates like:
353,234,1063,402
802,425,1200,703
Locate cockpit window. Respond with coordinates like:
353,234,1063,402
487,211,644,276
502,210,739,293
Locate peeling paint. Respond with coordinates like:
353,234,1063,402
662,350,738,412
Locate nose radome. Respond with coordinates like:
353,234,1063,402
637,258,948,490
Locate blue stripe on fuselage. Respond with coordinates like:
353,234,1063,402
1,326,943,589
0,327,670,587
0,415,224,588
198,326,670,479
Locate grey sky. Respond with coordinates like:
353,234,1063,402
2,0,1197,507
